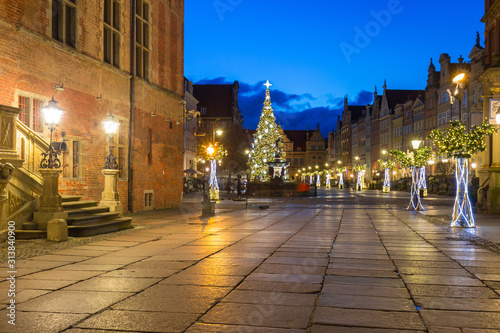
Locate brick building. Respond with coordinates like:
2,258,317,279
478,0,500,213
0,0,185,214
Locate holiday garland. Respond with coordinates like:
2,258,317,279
428,120,497,159
378,159,396,169
390,147,432,168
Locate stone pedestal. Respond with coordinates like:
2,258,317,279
33,169,68,230
202,191,215,216
47,218,68,242
99,169,123,216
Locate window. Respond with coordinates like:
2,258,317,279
72,141,80,178
311,145,316,151
52,0,76,47
135,0,150,79
104,0,120,68
473,90,476,104
110,120,127,178
479,88,483,102
18,96,44,132
200,107,207,115
144,190,153,209
148,128,153,164
300,158,304,165
463,91,468,105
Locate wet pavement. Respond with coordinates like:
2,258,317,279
0,188,499,332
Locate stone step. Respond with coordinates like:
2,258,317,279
15,230,46,239
67,212,120,226
67,217,133,237
66,206,110,217
61,195,82,203
62,200,99,210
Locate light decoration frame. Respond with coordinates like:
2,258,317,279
390,147,432,211
429,120,497,227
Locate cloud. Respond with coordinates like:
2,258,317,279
193,77,371,137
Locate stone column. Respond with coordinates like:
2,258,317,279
33,169,68,230
99,169,123,216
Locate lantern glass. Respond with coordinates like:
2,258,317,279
411,140,422,150
41,98,64,126
102,114,120,135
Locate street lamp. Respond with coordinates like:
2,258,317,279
354,156,362,191
206,122,223,200
40,97,64,169
411,139,422,150
102,113,120,169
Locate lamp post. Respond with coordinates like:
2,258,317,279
355,156,362,191
40,97,64,169
99,113,123,216
102,113,120,169
337,160,344,189
34,97,68,239
382,150,390,193
207,122,223,200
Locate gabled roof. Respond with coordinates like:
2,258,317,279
385,89,424,109
349,105,365,123
283,130,309,151
193,84,234,118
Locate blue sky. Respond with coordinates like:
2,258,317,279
185,1,485,137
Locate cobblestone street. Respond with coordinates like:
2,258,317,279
1,189,500,332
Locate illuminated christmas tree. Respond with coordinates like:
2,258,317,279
248,81,285,181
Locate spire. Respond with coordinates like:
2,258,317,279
383,79,387,90
374,85,377,94
428,58,435,71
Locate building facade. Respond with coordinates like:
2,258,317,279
478,0,500,213
0,0,185,217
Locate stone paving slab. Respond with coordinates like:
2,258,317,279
199,302,313,329
139,284,232,299
62,276,160,292
310,325,426,332
186,323,306,332
0,311,87,333
420,310,500,330
414,296,500,311
236,280,323,293
406,284,500,298
75,309,199,332
317,294,416,312
322,283,411,298
112,295,217,313
222,290,317,306
17,290,133,313
313,307,426,330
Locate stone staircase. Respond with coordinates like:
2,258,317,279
63,196,133,237
17,195,132,239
